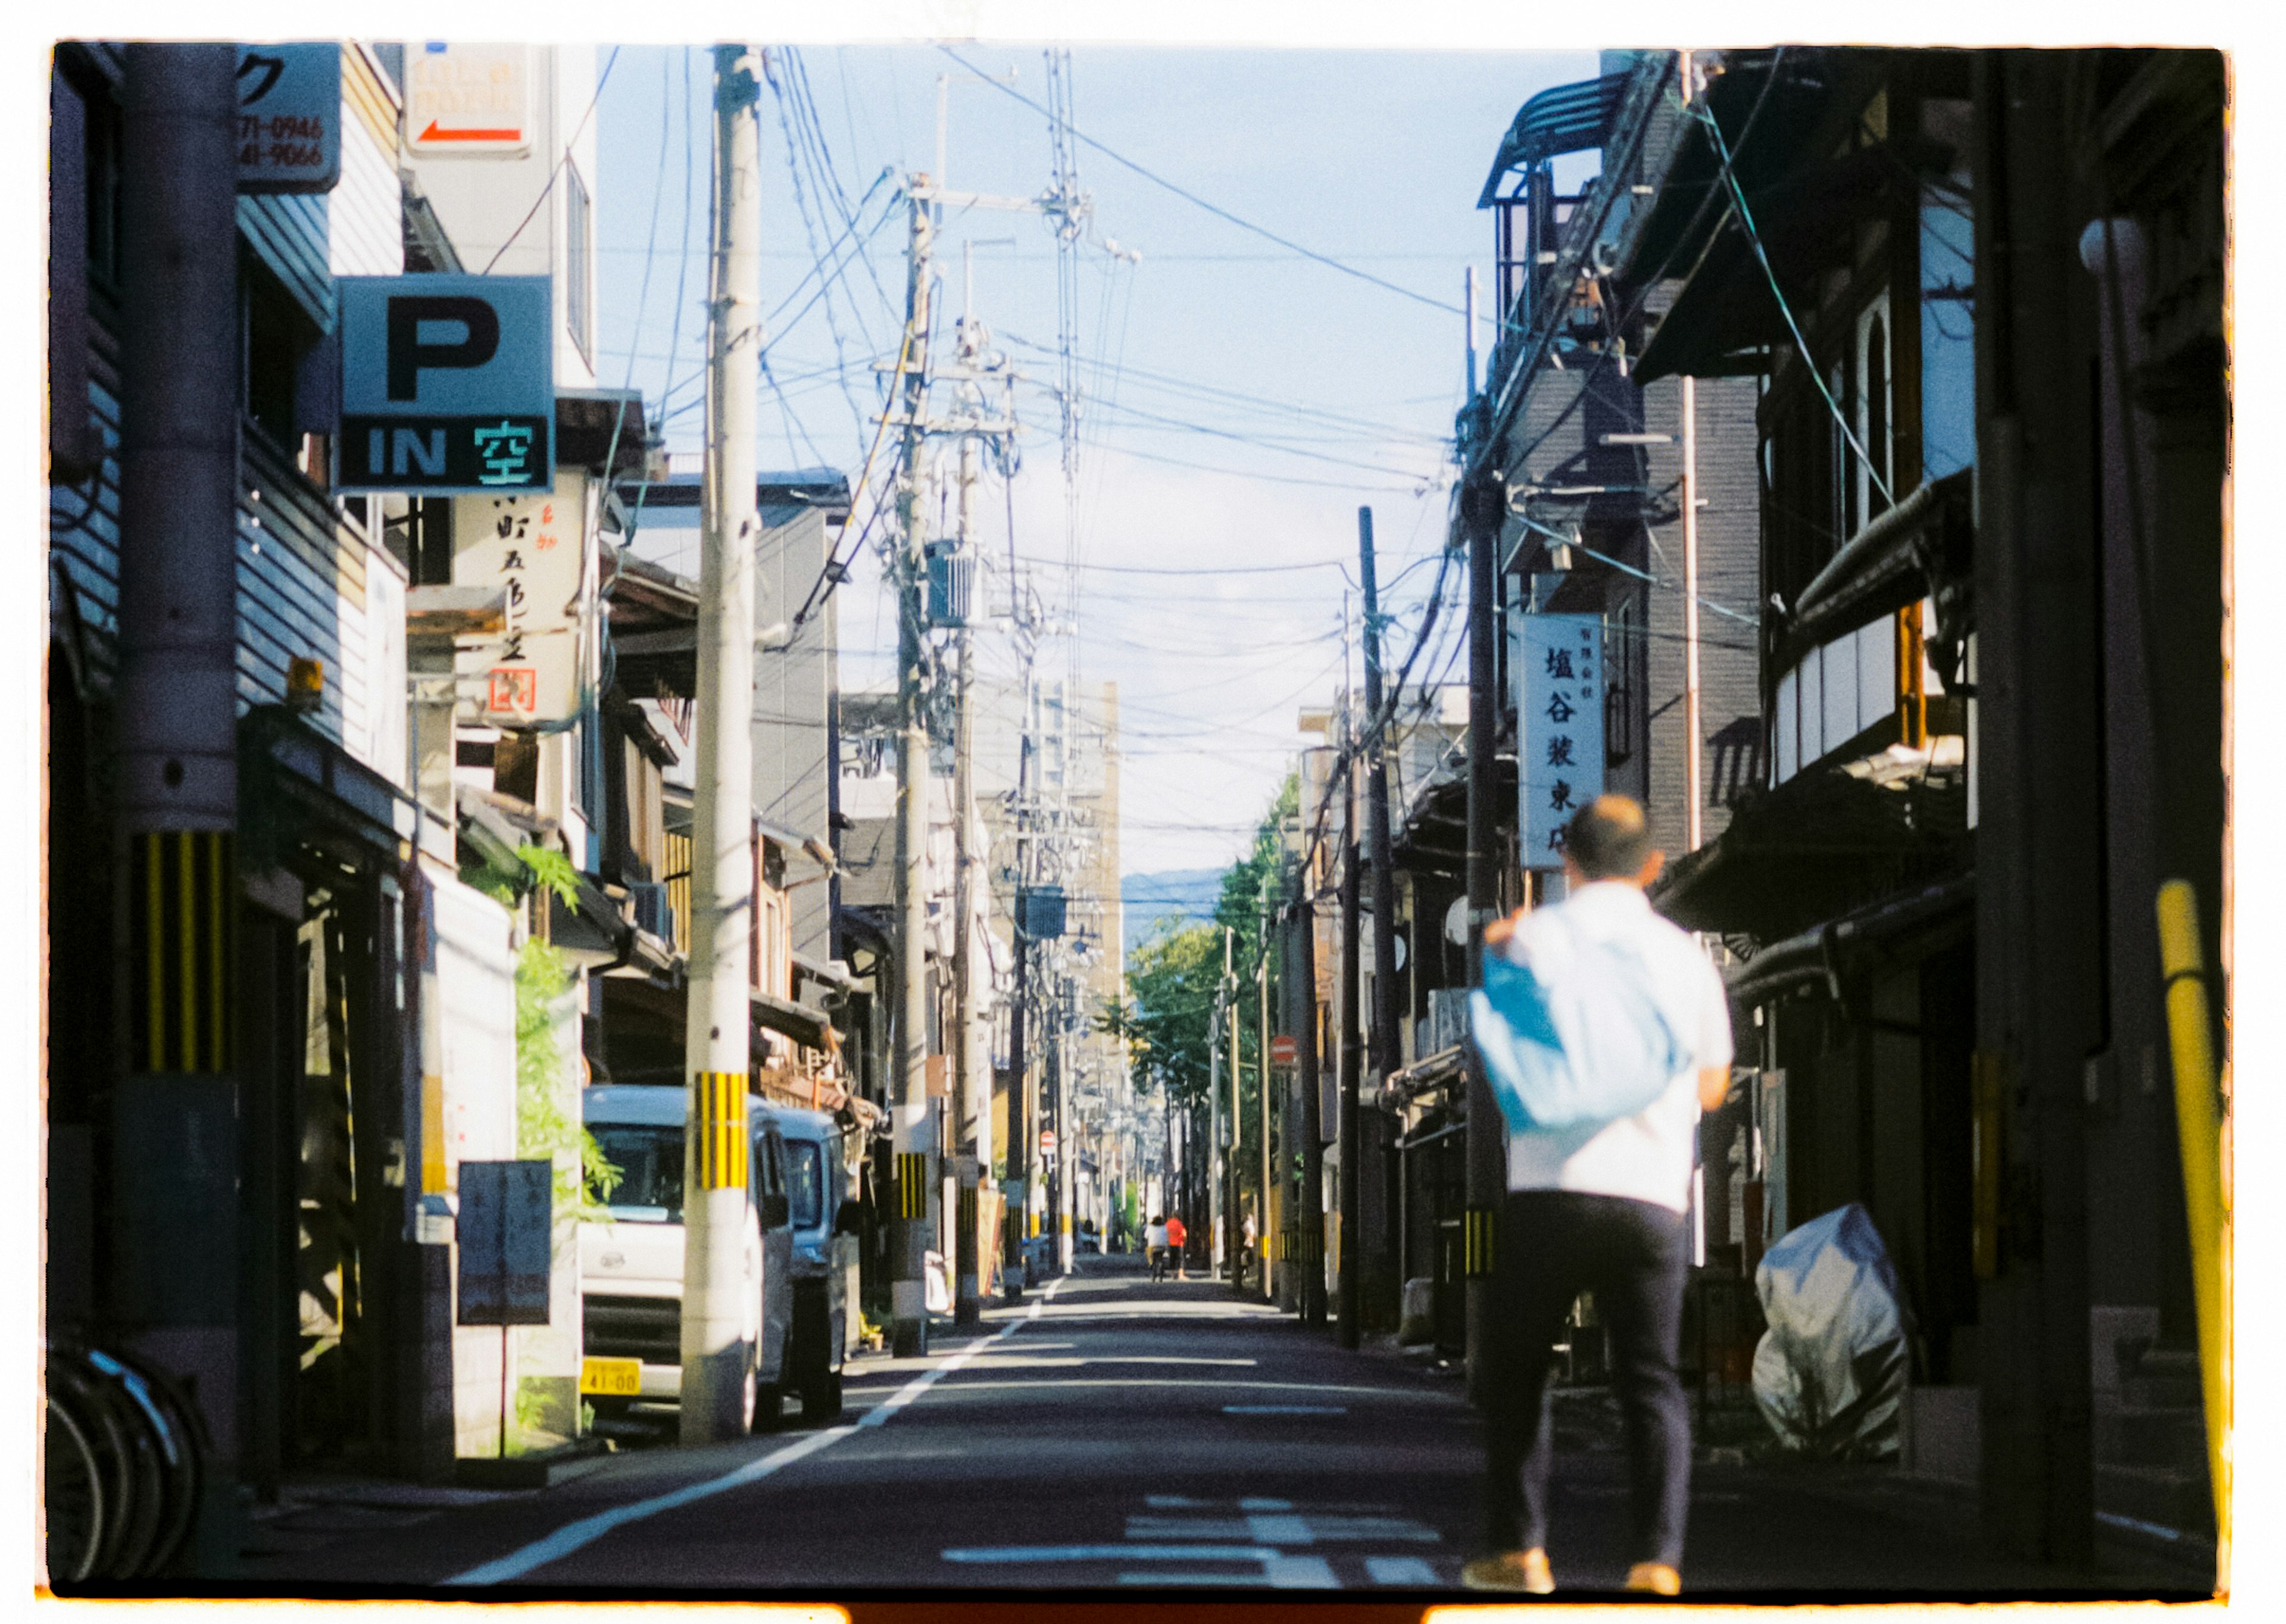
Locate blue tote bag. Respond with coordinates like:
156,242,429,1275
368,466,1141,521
1467,910,1688,1132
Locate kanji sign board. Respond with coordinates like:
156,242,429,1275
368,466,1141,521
337,275,553,494
236,43,340,193
452,470,593,726
1515,613,1606,870
455,1159,553,1326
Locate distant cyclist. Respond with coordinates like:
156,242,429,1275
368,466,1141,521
1146,1213,1170,1281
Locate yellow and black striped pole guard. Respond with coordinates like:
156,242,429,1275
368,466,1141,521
895,1152,929,1220
130,829,234,1075
1463,1204,1498,1278
692,1071,749,1191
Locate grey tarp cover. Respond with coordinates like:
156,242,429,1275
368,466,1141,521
1751,1202,1910,1458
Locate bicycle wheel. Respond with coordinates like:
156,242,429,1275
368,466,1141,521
43,1391,105,1586
89,1348,199,1578
77,1354,164,1579
46,1357,136,1580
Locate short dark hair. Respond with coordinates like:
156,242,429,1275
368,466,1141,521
1564,794,1655,880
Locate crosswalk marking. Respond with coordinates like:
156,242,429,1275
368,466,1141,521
1366,1556,1439,1586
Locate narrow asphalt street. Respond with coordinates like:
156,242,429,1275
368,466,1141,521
235,1254,2213,1600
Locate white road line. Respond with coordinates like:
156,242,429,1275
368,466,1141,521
944,1544,1280,1564
1365,1556,1439,1585
449,1280,1063,1585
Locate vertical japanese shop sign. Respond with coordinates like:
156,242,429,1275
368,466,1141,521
452,470,593,726
1517,613,1605,869
336,274,554,493
235,43,341,193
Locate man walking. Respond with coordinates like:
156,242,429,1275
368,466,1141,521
1461,795,1732,1597
1164,1211,1188,1281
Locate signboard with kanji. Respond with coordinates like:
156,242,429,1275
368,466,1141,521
336,274,553,494
1516,613,1606,870
235,43,341,193
455,1159,553,1326
452,470,592,726
404,43,533,155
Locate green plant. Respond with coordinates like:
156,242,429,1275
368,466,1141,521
516,936,619,1219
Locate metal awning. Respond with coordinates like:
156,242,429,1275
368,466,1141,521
1775,469,1975,679
1478,74,1631,207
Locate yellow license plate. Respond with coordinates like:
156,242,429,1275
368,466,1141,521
580,1357,642,1397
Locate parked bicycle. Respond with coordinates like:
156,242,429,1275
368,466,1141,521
44,1338,206,1585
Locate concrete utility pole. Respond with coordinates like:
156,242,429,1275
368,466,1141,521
1226,926,1242,1283
681,44,763,1444
1002,710,1032,1299
1208,977,1224,1278
950,255,983,1328
1681,59,1701,853
1292,860,1328,1326
1258,876,1274,1302
1336,825,1364,1348
112,43,242,1563
1359,508,1400,1323
889,177,938,1357
1461,442,1506,1398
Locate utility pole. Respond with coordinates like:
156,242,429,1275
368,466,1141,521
1208,978,1224,1279
1336,820,1364,1348
950,248,983,1327
1680,52,1703,857
1258,874,1274,1302
1226,926,1242,1283
682,43,763,1444
112,44,242,1563
1460,348,1506,1401
1359,508,1399,1327
1294,851,1328,1327
1002,716,1032,1300
1682,375,1702,852
889,174,938,1358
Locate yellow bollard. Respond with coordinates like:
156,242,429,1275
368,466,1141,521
2154,879,2229,1556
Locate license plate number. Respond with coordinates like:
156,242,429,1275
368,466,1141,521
580,1357,641,1396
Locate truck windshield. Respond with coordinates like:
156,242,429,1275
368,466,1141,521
588,1124,684,1222
788,1140,825,1229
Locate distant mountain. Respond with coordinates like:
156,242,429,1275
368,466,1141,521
1121,867,1227,957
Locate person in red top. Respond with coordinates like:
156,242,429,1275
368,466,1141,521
1163,1214,1188,1281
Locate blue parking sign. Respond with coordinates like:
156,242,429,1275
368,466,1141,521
337,275,554,493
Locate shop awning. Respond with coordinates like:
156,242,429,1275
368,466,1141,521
1724,873,1974,1011
1651,758,1969,942
752,989,835,1054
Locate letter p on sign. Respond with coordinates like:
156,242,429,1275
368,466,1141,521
336,274,552,494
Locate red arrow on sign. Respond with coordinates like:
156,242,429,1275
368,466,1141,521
417,120,524,142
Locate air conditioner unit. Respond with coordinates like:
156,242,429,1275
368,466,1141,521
628,881,675,942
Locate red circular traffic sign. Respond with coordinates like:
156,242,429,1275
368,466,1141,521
1269,1034,1299,1067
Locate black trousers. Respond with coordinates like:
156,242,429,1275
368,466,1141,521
1480,1189,1691,1568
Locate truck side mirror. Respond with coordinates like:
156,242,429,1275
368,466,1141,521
761,1192,791,1229
833,1200,863,1236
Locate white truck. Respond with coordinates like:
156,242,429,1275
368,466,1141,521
576,1084,798,1430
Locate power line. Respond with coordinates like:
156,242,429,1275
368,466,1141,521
481,46,622,275
936,44,1464,319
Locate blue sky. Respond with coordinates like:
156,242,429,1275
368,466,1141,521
593,43,1599,873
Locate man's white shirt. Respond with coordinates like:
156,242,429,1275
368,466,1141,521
1501,880,1735,1213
